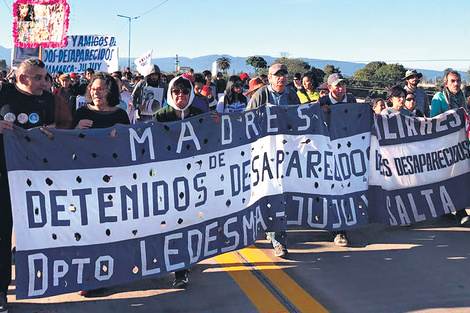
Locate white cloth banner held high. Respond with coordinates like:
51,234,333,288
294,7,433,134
134,49,153,75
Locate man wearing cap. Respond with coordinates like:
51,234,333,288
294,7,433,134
247,63,300,110
319,73,356,109
247,63,299,258
131,64,168,121
319,73,356,247
403,69,429,117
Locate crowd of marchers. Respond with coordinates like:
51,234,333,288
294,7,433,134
0,59,469,312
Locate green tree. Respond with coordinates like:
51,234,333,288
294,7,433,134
323,64,341,82
246,56,267,74
373,63,406,87
274,57,311,79
216,57,231,74
352,61,386,83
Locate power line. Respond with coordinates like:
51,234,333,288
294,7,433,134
136,0,170,19
3,0,11,13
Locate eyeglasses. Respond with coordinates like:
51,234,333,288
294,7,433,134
406,98,416,101
272,72,288,78
90,87,107,93
172,89,190,95
450,79,461,83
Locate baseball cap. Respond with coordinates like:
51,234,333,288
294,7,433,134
268,63,288,75
327,73,346,86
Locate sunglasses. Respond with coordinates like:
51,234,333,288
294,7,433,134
406,98,416,101
172,89,190,95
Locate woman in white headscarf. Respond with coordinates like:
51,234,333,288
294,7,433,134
152,75,209,288
154,76,206,121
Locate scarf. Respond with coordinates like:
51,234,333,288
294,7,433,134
443,87,467,111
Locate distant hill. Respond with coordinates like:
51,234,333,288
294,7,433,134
0,45,451,80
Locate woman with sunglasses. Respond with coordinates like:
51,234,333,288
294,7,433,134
72,73,130,130
153,75,207,288
216,75,248,113
154,76,206,121
401,92,423,117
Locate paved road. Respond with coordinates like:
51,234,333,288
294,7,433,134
7,214,470,313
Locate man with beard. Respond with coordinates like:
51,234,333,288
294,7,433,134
403,70,429,117
132,64,167,121
430,70,470,226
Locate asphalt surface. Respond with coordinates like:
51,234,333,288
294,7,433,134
6,212,470,313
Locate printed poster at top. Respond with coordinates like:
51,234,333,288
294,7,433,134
13,0,70,48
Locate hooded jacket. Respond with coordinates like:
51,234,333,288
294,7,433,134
131,65,168,116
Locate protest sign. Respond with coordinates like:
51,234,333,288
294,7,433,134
43,35,119,74
134,50,152,75
13,0,69,48
139,86,164,116
4,104,470,298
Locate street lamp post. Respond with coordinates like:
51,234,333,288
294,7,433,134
117,14,139,69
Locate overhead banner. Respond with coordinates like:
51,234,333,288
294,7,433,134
13,0,69,48
43,34,119,73
4,104,470,299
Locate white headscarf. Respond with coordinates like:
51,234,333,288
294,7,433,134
166,76,195,119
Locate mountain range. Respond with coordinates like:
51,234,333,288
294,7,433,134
0,45,450,80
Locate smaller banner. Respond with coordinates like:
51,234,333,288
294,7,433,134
13,0,69,48
134,50,152,75
43,34,119,74
11,46,42,69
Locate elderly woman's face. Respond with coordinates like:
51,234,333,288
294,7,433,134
171,85,190,109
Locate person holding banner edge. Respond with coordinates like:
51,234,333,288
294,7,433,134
0,58,56,313
247,63,300,258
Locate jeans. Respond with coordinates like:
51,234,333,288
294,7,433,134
267,231,287,248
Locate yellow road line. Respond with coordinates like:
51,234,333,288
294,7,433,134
240,246,329,313
215,251,289,313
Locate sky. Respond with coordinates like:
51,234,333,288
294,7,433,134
1,0,470,72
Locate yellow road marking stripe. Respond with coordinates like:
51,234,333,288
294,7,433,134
240,247,329,313
215,251,288,313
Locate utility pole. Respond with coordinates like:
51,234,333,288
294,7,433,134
117,14,140,69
